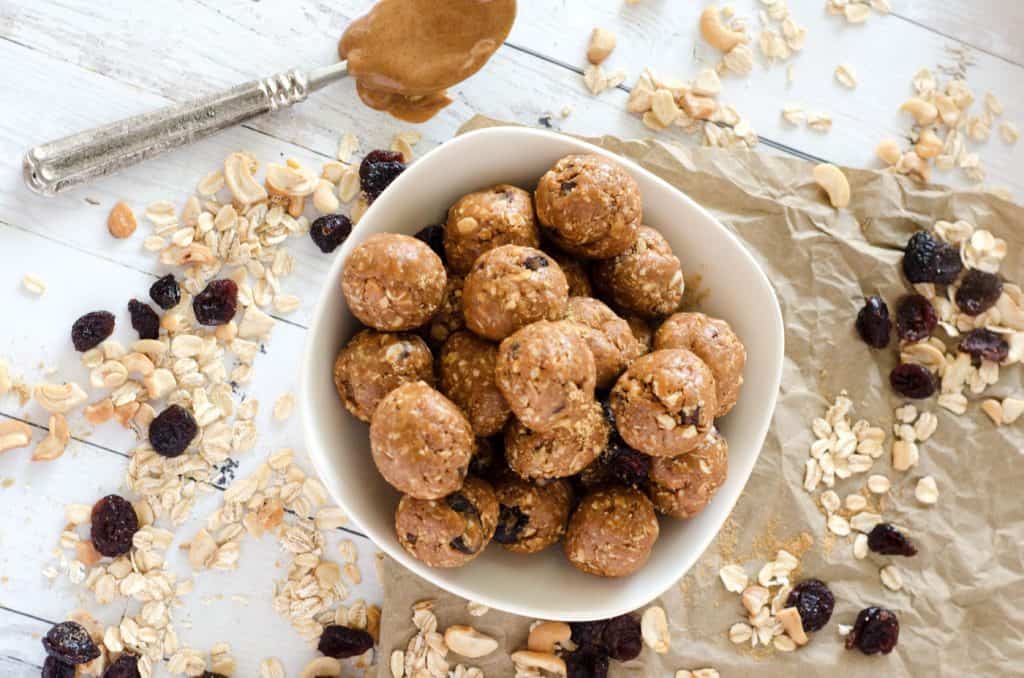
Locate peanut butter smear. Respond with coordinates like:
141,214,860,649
339,0,517,123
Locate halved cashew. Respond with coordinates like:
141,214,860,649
224,152,267,206
313,179,340,214
896,151,931,182
700,6,747,52
527,621,571,654
915,129,943,159
34,382,88,413
266,163,318,197
510,651,566,676
587,27,617,65
776,607,808,645
812,163,851,208
299,656,341,678
121,352,155,377
32,413,69,461
899,98,938,126
0,420,32,453
641,606,671,654
443,625,498,658
875,139,902,166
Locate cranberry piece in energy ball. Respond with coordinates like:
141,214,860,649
654,312,746,416
370,382,473,499
359,149,406,203
149,404,199,457
128,299,160,340
889,363,937,399
846,606,900,655
71,311,115,352
439,331,511,437
564,486,659,577
494,320,597,433
443,184,540,274
895,294,937,342
309,213,352,253
333,330,434,423
42,621,100,665
565,297,641,389
959,328,1010,363
90,494,140,557
192,279,238,326
785,579,835,632
855,296,892,349
648,427,728,519
955,269,1003,316
592,226,684,319
609,349,717,457
492,475,572,553
395,477,499,568
341,233,446,332
318,624,375,658
462,245,568,341
867,523,918,557
149,274,181,310
504,399,609,480
535,154,641,259
413,224,447,264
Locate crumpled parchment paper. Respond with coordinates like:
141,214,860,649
376,116,1024,677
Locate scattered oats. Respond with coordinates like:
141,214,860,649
845,493,868,512
867,475,891,494
915,476,939,505
781,104,805,126
880,564,903,591
844,3,871,23
728,622,752,644
273,393,295,421
807,112,833,132
338,167,360,203
913,412,938,441
391,135,416,163
722,45,754,76
892,439,919,472
773,634,797,652
850,511,883,533
834,63,858,89
337,133,360,164
820,490,841,514
827,514,851,536
787,64,796,83
1003,397,1024,424
21,273,46,295
838,623,853,636
938,392,968,415
1000,121,1019,144
467,601,490,617
853,533,868,559
719,564,748,593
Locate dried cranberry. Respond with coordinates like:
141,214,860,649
414,224,446,263
895,294,937,342
317,625,374,658
42,656,76,678
601,614,642,661
149,404,199,457
889,363,937,399
90,494,140,557
42,621,100,665
959,328,1010,363
102,653,141,678
359,149,406,203
846,606,899,655
310,214,352,253
128,299,160,340
867,523,918,557
902,231,960,284
786,579,835,632
71,311,115,352
570,620,609,649
193,279,238,326
564,646,610,678
149,274,181,310
955,269,1003,316
855,296,892,349
493,504,529,544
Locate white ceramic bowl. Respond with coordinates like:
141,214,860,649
301,127,784,621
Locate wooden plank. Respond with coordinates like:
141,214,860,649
896,0,1024,66
0,608,49,678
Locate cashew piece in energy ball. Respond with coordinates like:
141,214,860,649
699,5,747,52
813,164,851,209
299,656,341,678
899,98,939,126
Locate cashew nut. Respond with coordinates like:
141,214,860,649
899,98,938,126
896,151,931,183
776,607,809,645
299,656,341,678
915,129,943,159
700,6,747,52
443,625,498,658
640,606,671,654
265,163,318,198
121,352,156,377
32,413,69,462
875,139,902,166
527,621,571,654
0,420,32,453
90,360,128,389
34,382,88,413
587,27,617,65
224,152,267,206
510,651,567,676
812,163,851,208
312,179,340,214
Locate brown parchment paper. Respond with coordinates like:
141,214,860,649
377,116,1024,677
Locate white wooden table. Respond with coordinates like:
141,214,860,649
0,1,1019,675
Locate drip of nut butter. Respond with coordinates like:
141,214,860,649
339,0,517,123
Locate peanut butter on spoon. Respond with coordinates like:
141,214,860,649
339,0,517,122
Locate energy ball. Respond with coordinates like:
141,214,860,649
592,226,684,318
439,331,511,437
564,486,659,577
565,297,641,389
547,250,593,297
493,475,573,554
463,245,569,341
395,477,499,568
495,320,597,432
535,154,641,259
333,330,435,422
654,312,746,416
626,316,654,355
423,274,465,348
444,184,540,274
504,399,609,480
341,233,446,331
609,349,717,457
370,382,473,499
648,428,728,519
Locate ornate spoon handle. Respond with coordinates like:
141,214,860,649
23,62,348,196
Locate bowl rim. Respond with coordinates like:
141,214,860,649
300,125,785,620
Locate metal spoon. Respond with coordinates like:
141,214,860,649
22,61,349,197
